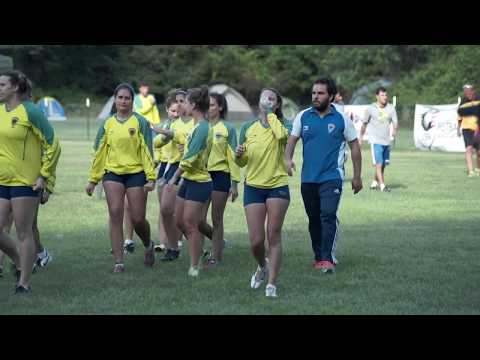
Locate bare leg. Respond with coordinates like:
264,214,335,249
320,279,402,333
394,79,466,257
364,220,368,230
125,187,151,248
103,181,126,264
156,183,167,247
265,198,289,286
182,200,207,268
161,186,182,250
124,196,134,241
244,203,267,268
0,200,19,269
465,146,474,173
11,197,39,287
210,191,228,261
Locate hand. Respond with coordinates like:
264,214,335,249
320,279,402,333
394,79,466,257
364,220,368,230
235,144,245,158
178,144,185,154
351,177,363,195
85,182,96,197
144,180,155,193
32,177,47,192
229,184,239,203
40,190,50,205
286,159,296,177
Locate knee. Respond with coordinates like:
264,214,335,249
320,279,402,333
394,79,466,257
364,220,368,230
109,208,124,224
267,227,282,243
183,219,198,235
131,215,146,229
15,227,33,241
161,204,174,218
250,234,265,250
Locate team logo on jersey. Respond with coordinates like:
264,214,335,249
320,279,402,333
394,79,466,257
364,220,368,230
215,132,223,140
128,128,136,136
11,117,19,128
328,124,336,134
303,125,309,132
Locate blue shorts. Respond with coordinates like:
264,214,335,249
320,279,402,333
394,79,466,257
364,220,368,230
243,184,290,207
0,185,40,200
210,171,231,193
371,144,390,165
164,162,180,185
102,171,147,188
157,162,168,180
178,179,212,203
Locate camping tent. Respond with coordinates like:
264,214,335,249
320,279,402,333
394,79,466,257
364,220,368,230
282,97,300,122
36,97,67,121
0,54,13,72
97,96,115,121
209,84,253,122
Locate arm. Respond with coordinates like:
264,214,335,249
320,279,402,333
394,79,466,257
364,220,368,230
349,139,363,194
359,108,370,145
391,108,399,138
86,121,108,195
234,122,249,168
285,111,302,176
266,112,289,140
179,124,209,174
226,123,240,202
137,115,157,190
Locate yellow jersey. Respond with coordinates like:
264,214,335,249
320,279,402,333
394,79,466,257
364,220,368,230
180,120,213,183
155,117,194,164
153,119,173,163
0,101,61,191
458,99,480,131
134,94,161,125
236,113,290,189
207,120,240,183
88,112,155,184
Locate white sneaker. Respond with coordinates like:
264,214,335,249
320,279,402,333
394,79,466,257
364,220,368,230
124,239,135,254
250,264,269,289
178,240,183,249
265,284,278,298
37,249,53,267
370,180,379,190
188,266,200,277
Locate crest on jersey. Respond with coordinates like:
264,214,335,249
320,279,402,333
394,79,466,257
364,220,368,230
11,117,19,128
328,123,335,134
128,128,136,136
215,132,223,140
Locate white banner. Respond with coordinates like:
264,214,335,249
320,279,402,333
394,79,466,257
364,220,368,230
414,104,465,152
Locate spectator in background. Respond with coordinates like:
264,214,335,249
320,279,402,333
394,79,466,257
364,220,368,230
359,87,398,192
457,84,480,177
333,86,346,113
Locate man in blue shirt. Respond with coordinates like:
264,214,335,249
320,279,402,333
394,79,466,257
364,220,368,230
285,78,363,273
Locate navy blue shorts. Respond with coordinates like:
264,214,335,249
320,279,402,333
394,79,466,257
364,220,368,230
178,179,212,203
243,184,290,207
210,171,231,193
157,162,168,180
102,171,147,188
164,162,180,185
0,185,40,200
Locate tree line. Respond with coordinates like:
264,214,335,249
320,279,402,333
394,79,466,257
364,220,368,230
9,45,479,107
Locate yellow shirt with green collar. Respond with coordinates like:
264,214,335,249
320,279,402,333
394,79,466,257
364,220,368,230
153,119,173,163
134,94,161,125
207,120,241,183
180,119,213,183
155,117,194,164
236,113,291,189
0,101,61,190
88,112,155,184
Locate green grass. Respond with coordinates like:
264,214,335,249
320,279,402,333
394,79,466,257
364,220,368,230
1,117,479,314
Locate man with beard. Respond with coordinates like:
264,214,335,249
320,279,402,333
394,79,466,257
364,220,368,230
285,78,363,273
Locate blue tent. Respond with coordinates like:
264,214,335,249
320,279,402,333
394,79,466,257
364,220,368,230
36,97,67,121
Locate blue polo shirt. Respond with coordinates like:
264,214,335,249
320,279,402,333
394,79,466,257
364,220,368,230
291,106,357,183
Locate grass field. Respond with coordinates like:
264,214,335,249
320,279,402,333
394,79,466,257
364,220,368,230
1,116,479,315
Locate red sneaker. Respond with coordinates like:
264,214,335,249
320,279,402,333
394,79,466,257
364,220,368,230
314,260,336,273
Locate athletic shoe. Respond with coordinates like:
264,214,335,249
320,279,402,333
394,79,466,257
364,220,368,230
474,168,480,175
113,263,125,273
36,249,53,267
15,284,32,295
250,264,269,289
314,260,336,274
178,240,183,249
467,171,476,178
160,249,180,262
124,239,135,254
188,266,200,277
204,257,219,269
154,244,167,253
380,186,391,192
370,181,379,190
202,249,211,260
13,268,21,283
144,242,155,267
265,284,278,298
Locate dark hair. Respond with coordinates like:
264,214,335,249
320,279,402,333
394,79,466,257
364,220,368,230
165,93,178,110
21,79,33,101
375,86,388,95
0,70,30,96
111,83,135,114
187,85,210,113
210,93,228,120
314,77,337,101
261,87,284,120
